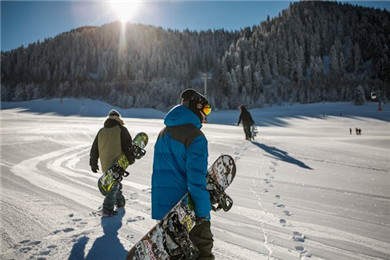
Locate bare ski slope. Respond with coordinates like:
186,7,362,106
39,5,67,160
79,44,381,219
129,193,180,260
1,100,389,260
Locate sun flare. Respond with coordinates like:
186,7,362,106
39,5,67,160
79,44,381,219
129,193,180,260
109,1,142,23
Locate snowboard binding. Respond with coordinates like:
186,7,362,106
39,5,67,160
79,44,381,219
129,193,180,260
133,145,146,159
162,211,199,260
207,177,233,212
111,165,129,182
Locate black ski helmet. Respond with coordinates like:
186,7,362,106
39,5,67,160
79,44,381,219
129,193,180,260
181,88,209,122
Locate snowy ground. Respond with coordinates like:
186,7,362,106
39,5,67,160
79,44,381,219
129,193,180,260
1,99,390,260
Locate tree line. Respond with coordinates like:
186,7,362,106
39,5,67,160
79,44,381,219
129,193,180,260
1,1,389,110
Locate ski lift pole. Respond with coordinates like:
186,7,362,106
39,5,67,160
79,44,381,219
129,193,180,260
203,73,211,123
203,73,208,98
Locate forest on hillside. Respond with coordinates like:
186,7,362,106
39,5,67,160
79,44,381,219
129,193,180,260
1,1,389,110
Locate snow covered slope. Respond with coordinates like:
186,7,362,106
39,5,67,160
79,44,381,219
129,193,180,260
1,100,389,259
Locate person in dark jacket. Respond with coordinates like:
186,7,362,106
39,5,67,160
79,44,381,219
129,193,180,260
237,105,255,140
90,109,135,217
152,88,214,259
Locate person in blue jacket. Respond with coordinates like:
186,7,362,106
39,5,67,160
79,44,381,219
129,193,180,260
152,88,213,259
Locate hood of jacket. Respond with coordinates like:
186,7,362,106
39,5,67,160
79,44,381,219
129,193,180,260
164,105,202,129
104,118,121,128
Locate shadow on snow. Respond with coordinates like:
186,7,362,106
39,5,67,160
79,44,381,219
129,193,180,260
68,210,127,260
252,142,313,170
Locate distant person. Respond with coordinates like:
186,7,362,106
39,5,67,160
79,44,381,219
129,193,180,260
237,105,255,140
89,109,136,217
359,128,362,135
349,128,352,135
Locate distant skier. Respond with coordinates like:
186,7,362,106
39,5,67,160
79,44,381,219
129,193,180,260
152,88,214,259
89,109,135,217
237,105,255,140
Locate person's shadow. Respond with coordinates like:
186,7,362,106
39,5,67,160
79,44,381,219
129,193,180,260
252,142,312,170
68,210,127,260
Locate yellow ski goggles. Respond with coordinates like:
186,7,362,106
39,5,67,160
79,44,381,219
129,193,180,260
202,104,211,116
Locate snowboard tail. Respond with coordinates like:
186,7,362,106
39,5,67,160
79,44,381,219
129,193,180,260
250,125,258,141
98,132,148,196
127,154,236,260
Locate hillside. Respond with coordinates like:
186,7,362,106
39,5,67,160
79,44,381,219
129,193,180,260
1,1,389,109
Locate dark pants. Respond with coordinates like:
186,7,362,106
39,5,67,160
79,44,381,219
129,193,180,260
189,221,214,260
243,124,251,140
103,182,125,213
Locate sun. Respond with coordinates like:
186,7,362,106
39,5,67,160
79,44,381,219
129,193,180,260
109,1,142,23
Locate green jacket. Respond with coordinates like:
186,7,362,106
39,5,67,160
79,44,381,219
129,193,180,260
90,118,135,172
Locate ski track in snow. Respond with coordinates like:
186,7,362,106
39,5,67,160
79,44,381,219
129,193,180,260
1,103,390,260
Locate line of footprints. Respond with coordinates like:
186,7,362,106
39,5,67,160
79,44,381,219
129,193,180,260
264,160,311,258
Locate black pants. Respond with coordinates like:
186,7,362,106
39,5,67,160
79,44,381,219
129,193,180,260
243,125,251,140
189,221,214,260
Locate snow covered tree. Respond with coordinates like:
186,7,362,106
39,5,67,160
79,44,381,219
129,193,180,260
354,85,366,105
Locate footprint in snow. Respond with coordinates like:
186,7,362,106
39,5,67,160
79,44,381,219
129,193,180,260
20,247,32,253
28,241,41,246
275,195,280,199
129,192,139,200
39,250,51,256
283,210,293,216
296,247,312,257
291,231,305,242
273,203,285,208
279,219,287,227
62,228,74,233
127,216,145,223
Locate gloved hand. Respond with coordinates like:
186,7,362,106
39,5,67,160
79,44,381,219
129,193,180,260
195,217,207,225
91,165,99,173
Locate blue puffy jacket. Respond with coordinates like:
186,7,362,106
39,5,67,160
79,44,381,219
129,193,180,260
152,105,211,220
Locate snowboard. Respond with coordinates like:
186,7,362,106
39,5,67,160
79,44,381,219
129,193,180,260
250,125,258,141
127,154,236,260
98,132,148,196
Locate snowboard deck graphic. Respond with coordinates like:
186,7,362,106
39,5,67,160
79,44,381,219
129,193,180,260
127,154,236,260
98,132,148,196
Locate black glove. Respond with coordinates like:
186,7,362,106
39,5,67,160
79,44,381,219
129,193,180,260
195,217,207,225
91,165,99,173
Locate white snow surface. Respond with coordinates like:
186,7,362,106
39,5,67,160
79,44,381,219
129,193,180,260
1,98,390,260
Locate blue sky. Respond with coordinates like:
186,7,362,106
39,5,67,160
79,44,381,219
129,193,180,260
1,1,389,52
